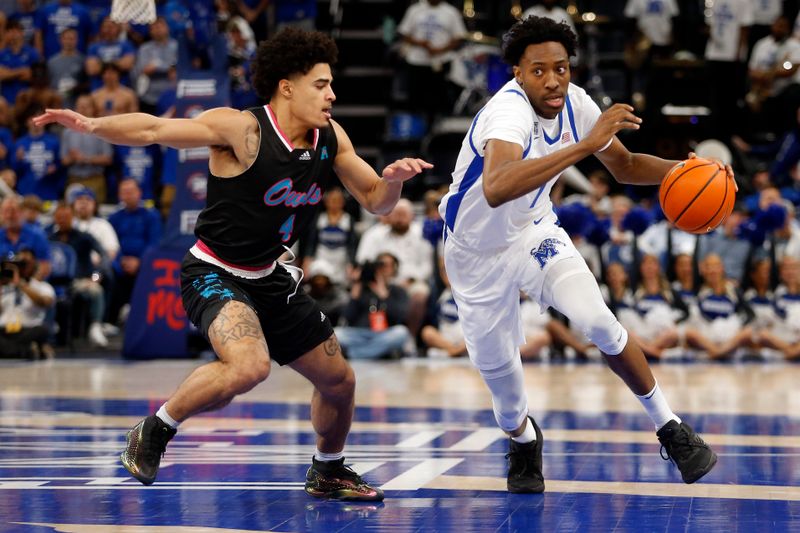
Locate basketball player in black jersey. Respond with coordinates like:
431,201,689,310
34,28,431,501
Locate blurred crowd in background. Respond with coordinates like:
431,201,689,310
0,0,799,363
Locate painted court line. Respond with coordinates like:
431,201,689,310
381,459,464,490
426,475,800,501
396,431,446,448
448,429,505,451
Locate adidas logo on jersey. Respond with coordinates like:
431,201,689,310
299,150,311,161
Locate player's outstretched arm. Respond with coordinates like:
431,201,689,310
331,119,432,215
591,105,735,187
33,107,245,149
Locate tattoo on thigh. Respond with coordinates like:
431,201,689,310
209,301,264,348
323,335,340,357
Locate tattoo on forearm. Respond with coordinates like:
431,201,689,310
324,335,340,357
209,301,264,347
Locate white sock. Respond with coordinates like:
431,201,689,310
156,403,180,429
510,417,537,444
314,448,344,463
636,382,681,431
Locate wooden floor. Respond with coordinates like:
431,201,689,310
1,358,799,531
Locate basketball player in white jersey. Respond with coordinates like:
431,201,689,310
439,16,725,492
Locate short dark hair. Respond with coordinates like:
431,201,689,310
501,15,578,66
252,27,338,101
101,62,120,75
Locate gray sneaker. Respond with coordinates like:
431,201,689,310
120,415,176,485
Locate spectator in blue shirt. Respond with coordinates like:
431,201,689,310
275,0,317,31
35,0,93,57
9,0,39,46
114,145,158,201
13,110,62,200
82,0,110,35
0,195,51,279
0,97,14,170
85,17,136,91
106,178,162,324
0,20,40,105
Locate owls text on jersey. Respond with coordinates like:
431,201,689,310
439,79,611,251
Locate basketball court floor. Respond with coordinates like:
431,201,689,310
0,357,798,532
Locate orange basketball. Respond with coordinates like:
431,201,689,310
658,157,736,235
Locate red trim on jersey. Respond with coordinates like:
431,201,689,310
195,240,274,271
265,105,294,151
265,104,320,152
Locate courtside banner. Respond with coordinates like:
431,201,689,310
122,246,191,358
123,72,229,359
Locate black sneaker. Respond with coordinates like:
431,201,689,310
506,417,545,493
657,420,717,484
120,415,177,485
305,457,384,501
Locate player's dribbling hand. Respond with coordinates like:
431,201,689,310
381,158,433,183
32,109,94,134
687,151,738,192
583,103,642,152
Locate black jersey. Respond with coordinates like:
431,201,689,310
194,105,339,267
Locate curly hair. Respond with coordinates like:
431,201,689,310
501,15,578,66
252,27,338,101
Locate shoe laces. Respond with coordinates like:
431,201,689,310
505,446,537,477
144,426,172,463
660,427,706,462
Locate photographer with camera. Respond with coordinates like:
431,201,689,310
334,253,415,359
0,196,52,280
0,248,55,358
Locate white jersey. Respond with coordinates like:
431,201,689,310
521,6,576,35
624,0,679,47
705,0,753,62
753,0,781,26
397,0,467,67
439,80,607,251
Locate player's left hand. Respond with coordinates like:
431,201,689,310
688,152,737,192
381,158,433,183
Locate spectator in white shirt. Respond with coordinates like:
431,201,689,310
397,0,467,123
356,198,433,336
704,0,753,141
624,0,678,57
69,184,120,264
749,0,782,51
521,1,576,35
747,16,800,131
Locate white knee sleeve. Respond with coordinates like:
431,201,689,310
479,356,529,432
544,260,628,356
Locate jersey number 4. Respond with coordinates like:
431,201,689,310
279,214,295,243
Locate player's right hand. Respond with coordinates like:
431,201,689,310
583,103,642,152
32,109,94,134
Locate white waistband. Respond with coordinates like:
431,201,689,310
189,245,277,279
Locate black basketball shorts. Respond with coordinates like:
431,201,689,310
180,253,334,365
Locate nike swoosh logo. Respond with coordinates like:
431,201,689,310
533,217,544,225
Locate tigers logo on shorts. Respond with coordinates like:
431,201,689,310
530,238,565,269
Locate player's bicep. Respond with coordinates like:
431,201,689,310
483,138,524,181
152,108,239,149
